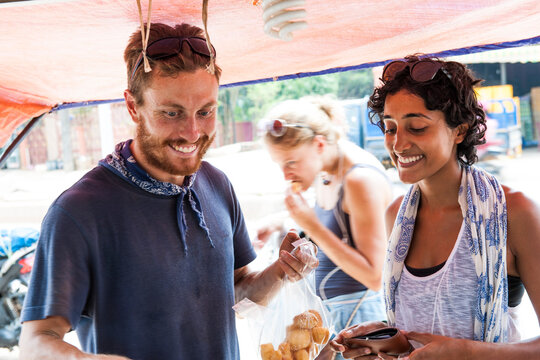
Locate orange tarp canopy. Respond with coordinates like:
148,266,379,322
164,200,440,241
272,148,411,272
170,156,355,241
1,0,539,147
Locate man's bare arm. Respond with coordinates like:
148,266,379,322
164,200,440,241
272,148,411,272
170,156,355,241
19,316,130,360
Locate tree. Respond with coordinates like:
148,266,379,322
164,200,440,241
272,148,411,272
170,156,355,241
217,68,374,145
336,69,374,99
218,86,240,144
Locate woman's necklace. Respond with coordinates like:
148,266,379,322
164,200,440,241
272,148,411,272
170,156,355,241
321,146,344,186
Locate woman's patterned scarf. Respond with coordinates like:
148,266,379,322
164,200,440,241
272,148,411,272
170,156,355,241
99,140,214,254
383,165,508,342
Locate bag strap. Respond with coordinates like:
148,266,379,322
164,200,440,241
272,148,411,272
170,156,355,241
333,201,351,245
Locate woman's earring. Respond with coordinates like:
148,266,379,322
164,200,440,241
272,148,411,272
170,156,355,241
321,172,332,185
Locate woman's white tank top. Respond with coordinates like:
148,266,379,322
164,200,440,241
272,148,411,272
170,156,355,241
394,223,521,342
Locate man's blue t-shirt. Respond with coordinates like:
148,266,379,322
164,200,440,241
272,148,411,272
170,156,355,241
21,161,256,360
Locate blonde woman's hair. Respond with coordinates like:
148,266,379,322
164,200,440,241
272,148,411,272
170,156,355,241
262,95,346,148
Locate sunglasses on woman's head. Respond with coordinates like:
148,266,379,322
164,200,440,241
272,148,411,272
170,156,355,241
130,36,216,81
266,119,314,137
382,59,452,83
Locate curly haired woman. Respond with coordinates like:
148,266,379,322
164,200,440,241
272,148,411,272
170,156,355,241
330,55,540,359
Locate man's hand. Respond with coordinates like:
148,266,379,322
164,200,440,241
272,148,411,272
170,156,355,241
277,230,319,281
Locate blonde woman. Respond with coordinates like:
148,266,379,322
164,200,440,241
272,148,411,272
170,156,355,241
262,96,393,359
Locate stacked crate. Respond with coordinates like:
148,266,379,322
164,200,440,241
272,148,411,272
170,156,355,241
476,85,522,157
532,87,540,149
519,95,537,148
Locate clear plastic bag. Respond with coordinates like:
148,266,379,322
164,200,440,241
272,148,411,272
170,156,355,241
234,239,334,360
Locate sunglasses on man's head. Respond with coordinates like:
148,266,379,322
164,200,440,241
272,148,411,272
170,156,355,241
382,59,452,83
267,119,314,137
130,36,216,81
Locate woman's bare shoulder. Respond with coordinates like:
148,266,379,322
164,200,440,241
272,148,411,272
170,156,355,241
503,185,540,219
341,140,385,169
386,195,404,222
502,184,540,251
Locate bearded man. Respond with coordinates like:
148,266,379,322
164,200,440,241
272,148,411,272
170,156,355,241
19,22,316,360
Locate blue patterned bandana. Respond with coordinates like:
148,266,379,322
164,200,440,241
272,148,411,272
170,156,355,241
99,140,214,254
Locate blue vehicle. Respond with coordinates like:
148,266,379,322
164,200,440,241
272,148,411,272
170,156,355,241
341,96,522,168
341,97,392,167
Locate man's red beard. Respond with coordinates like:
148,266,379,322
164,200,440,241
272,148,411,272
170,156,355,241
136,119,216,177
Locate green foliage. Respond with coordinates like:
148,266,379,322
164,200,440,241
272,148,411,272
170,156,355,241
69,106,95,117
337,69,374,99
217,68,374,144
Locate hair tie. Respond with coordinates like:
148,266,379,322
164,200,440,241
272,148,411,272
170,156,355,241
136,0,153,73
202,0,216,74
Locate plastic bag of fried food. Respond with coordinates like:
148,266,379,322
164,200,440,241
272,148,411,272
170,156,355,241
259,308,331,360
234,240,333,360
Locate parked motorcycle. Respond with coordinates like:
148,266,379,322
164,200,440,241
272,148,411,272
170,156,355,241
0,228,38,349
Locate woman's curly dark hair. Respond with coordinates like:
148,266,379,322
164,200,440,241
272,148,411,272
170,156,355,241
368,55,486,166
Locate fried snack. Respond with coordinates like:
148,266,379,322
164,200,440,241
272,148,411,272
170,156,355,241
279,342,293,360
292,349,309,360
293,311,320,329
260,344,283,360
264,309,326,359
291,181,302,193
311,326,330,344
286,327,311,351
307,342,319,358
260,343,274,360
308,310,322,326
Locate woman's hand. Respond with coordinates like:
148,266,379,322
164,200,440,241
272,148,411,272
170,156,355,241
284,188,317,231
349,331,469,360
254,219,284,250
329,321,388,359
395,331,470,360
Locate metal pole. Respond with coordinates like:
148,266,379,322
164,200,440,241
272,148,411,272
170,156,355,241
0,114,45,169
59,108,74,171
500,62,507,85
98,103,114,157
